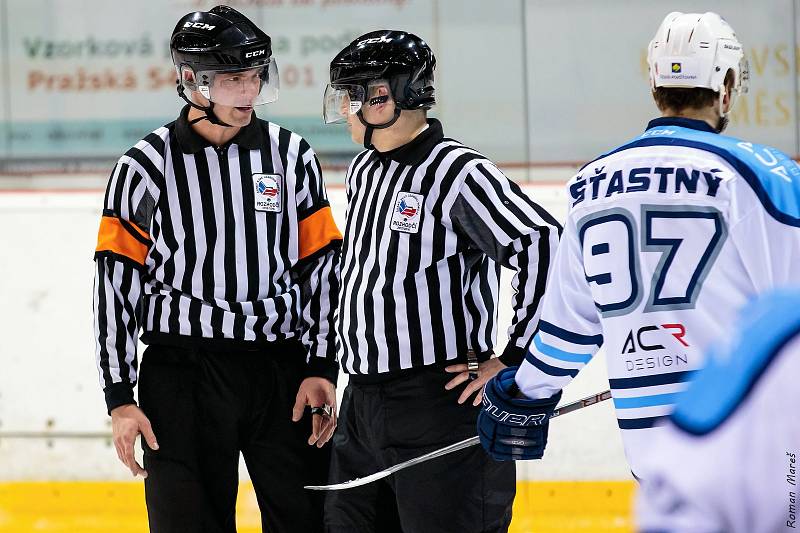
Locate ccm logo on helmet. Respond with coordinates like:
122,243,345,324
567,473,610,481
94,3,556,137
357,35,391,47
245,49,266,58
184,22,216,30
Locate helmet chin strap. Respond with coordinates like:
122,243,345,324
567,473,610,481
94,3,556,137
357,104,402,150
177,84,234,128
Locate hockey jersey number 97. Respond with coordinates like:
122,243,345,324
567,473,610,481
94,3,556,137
515,118,800,476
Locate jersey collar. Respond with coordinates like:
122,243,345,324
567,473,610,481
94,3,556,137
175,105,265,154
373,118,444,166
646,116,717,134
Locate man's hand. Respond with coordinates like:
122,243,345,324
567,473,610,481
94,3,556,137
477,366,562,461
110,404,158,477
445,357,507,406
292,377,337,448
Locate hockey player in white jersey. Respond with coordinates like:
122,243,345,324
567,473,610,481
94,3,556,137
478,11,800,478
637,290,800,533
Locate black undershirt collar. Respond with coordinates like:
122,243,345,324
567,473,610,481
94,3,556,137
372,118,444,166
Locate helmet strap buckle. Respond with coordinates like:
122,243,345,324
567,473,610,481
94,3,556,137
176,84,234,128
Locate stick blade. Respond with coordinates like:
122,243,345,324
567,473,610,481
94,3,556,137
304,470,392,491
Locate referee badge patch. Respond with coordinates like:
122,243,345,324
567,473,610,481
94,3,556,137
253,173,282,212
390,191,424,233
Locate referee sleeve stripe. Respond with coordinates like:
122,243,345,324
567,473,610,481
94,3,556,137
475,163,548,229
94,263,113,387
105,163,124,210
461,171,533,241
479,163,563,232
508,229,549,343
459,185,514,245
298,206,342,261
96,215,152,265
124,144,164,184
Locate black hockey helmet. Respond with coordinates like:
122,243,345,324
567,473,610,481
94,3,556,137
323,30,435,127
170,5,278,126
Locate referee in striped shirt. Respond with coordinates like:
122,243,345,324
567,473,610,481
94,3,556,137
93,7,340,532
321,31,561,533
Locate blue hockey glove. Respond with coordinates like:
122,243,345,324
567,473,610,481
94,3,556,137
477,366,562,461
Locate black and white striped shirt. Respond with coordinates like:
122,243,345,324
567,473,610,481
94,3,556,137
336,119,561,377
94,105,342,412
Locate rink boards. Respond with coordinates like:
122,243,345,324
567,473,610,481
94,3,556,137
0,181,634,531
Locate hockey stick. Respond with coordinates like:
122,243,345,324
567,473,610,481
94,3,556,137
305,388,612,491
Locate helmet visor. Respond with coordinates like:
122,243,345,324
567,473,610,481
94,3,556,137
323,83,366,124
184,58,279,107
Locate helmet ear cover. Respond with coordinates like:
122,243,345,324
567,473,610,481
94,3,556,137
388,70,435,110
179,65,198,90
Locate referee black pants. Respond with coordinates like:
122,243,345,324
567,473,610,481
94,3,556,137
138,340,329,533
324,366,516,533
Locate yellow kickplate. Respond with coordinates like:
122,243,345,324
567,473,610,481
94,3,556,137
0,480,635,532
511,481,636,533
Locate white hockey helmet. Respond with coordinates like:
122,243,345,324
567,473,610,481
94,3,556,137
648,12,749,112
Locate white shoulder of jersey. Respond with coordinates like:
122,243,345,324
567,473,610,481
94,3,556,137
636,290,800,533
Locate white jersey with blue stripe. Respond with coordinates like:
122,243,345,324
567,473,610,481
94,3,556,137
515,116,800,476
637,290,800,533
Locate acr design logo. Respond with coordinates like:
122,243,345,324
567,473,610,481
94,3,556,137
671,62,682,73
622,323,688,354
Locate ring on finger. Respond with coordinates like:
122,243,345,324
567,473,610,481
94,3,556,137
310,404,333,417
467,360,479,381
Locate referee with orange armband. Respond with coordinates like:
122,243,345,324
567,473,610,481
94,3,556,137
92,6,341,532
